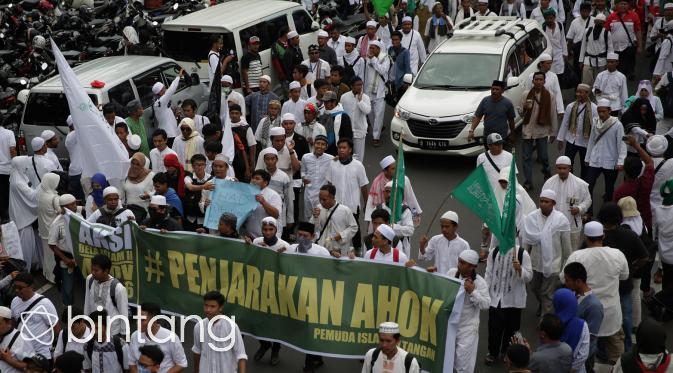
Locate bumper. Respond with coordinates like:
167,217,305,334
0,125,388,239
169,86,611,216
390,116,485,157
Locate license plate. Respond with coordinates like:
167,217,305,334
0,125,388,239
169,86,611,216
418,139,450,150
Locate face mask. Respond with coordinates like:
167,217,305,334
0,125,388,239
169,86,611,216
297,236,312,253
222,87,232,95
138,366,151,373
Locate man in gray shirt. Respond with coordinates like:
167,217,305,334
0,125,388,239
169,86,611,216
526,314,573,373
469,80,516,150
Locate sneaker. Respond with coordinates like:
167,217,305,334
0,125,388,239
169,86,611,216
270,350,280,366
484,354,496,365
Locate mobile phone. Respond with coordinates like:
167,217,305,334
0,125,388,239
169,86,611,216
513,331,523,343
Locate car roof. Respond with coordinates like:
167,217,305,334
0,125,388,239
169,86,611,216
433,17,539,54
162,0,301,32
36,56,175,90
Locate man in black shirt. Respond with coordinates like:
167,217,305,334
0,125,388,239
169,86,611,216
140,195,183,232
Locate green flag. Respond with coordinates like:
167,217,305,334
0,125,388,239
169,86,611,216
391,142,405,223
372,0,395,16
451,165,503,243
499,155,518,255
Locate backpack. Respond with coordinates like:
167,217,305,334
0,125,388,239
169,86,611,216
370,347,415,372
87,277,121,311
184,174,214,217
13,296,46,325
86,334,126,371
342,56,360,87
491,245,525,263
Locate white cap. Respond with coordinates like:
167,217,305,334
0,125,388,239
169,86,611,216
478,0,488,4
459,250,479,265
317,30,328,38
369,40,383,50
269,127,285,137
66,115,73,127
40,129,56,141
128,134,141,150
402,16,413,23
594,13,606,21
262,216,277,227
287,30,299,39
260,75,271,83
0,306,11,320
214,153,230,163
597,98,611,107
584,221,604,237
487,133,504,145
152,82,164,95
366,20,377,28
150,195,167,206
440,211,459,224
102,186,119,198
59,194,76,206
289,81,301,90
281,113,296,123
666,2,673,9
540,189,557,201
498,166,510,181
376,224,396,241
260,147,279,159
384,180,394,189
647,135,668,157
221,75,233,84
345,36,356,44
555,155,572,166
606,52,619,61
379,322,400,334
31,137,45,151
539,53,552,62
379,155,395,170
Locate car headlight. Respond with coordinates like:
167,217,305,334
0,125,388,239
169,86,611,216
394,106,411,121
461,113,474,124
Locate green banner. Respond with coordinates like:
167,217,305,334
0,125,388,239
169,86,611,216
65,214,463,372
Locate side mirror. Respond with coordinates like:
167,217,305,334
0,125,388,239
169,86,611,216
403,73,413,85
506,76,519,88
311,21,320,31
190,73,200,86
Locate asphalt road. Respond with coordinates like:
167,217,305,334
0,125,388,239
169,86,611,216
33,56,673,372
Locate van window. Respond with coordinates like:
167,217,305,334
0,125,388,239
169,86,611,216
161,64,188,92
133,68,162,108
163,31,236,63
240,15,289,51
526,29,547,59
23,93,98,127
505,52,521,79
292,9,313,34
107,80,135,117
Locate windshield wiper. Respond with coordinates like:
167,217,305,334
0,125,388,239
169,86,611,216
417,84,457,89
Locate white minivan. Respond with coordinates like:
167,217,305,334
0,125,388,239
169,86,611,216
391,17,551,157
161,0,320,92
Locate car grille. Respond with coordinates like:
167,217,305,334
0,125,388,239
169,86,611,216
406,118,466,139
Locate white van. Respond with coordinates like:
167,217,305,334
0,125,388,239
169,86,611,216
391,17,551,157
161,0,320,92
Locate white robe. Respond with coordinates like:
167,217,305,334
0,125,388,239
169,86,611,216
300,152,334,220
522,209,572,276
400,29,427,74
545,22,568,74
417,234,470,274
362,346,420,373
192,317,247,373
593,69,629,112
542,173,592,232
37,173,60,283
8,157,42,271
310,203,358,254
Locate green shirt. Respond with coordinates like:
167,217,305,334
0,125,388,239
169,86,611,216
125,116,150,157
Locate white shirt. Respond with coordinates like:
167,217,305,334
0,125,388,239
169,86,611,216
192,115,211,136
122,171,155,210
542,173,592,231
608,12,637,52
153,76,181,138
563,247,629,336
10,294,58,356
363,54,391,99
45,148,62,171
208,51,219,86
172,135,205,168
485,247,533,308
0,329,34,373
654,204,673,264
361,347,420,373
288,243,331,256
327,35,347,62
65,131,83,176
149,146,177,173
400,29,426,74
370,202,415,258
418,234,470,275
310,203,358,254
82,340,131,373
302,58,331,83
446,269,491,328
128,327,188,373
83,274,130,336
546,22,569,74
300,152,334,209
281,98,307,124
567,16,594,44
558,101,598,147
580,26,614,67
266,169,294,227
651,158,673,216
325,158,369,212
476,150,513,190
54,327,92,359
364,247,409,264
454,7,475,24
585,117,627,168
192,317,247,373
340,91,372,139
244,186,282,239
0,127,15,174
655,36,673,76
593,69,629,111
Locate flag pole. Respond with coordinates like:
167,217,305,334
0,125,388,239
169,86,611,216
423,192,453,236
391,130,403,225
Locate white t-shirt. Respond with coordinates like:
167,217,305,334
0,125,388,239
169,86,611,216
82,340,131,373
10,294,58,356
0,127,15,174
54,327,92,359
128,327,188,373
364,247,409,264
149,147,177,173
0,329,34,373
325,159,369,213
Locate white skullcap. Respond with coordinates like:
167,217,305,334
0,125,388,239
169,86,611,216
31,137,45,152
379,321,400,334
0,306,11,320
366,20,377,28
498,166,511,181
647,135,668,157
345,36,356,44
260,75,271,83
380,155,395,169
459,250,479,265
102,186,119,198
402,16,413,23
221,75,233,84
440,211,459,224
666,2,673,9
317,30,328,38
478,0,488,4
262,216,277,227
540,189,557,201
66,115,73,127
289,81,301,90
384,180,393,189
597,98,611,107
128,134,141,150
269,127,285,137
594,13,606,21
287,30,299,39
59,194,76,206
152,82,164,95
369,40,383,49
260,147,279,159
606,52,619,60
584,221,604,237
150,195,167,206
556,155,572,166
281,113,296,122
40,129,56,141
539,53,552,62
214,153,230,163
376,224,396,242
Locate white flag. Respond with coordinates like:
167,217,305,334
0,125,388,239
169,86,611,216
222,118,235,162
51,39,129,182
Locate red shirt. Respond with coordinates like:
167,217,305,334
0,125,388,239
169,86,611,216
605,10,642,33
613,163,654,229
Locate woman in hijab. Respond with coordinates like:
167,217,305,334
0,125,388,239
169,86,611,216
121,26,140,55
621,98,657,155
9,156,42,272
123,153,155,218
171,118,204,172
37,172,61,282
85,173,109,216
612,318,672,372
624,80,664,123
553,288,590,373
163,153,186,199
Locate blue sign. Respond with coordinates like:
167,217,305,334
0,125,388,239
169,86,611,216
203,180,260,230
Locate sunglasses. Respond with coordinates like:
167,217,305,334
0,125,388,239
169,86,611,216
180,127,191,132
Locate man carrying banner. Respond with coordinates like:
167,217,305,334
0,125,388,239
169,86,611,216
86,186,135,227
139,195,183,232
251,217,290,252
311,184,358,256
361,321,420,373
244,170,282,239
360,224,414,265
418,211,469,274
285,222,331,256
368,181,415,258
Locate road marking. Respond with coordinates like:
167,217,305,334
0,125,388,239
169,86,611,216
35,283,53,295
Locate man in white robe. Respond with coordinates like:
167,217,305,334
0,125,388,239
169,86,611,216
361,224,414,265
522,189,572,315
542,156,592,250
557,83,597,179
361,322,421,373
300,135,333,221
418,210,469,274
543,8,568,75
28,137,57,187
310,184,358,256
281,81,307,124
593,53,628,114
363,41,391,146
8,156,42,272
367,181,415,258
399,16,426,74
476,134,514,191
40,130,62,171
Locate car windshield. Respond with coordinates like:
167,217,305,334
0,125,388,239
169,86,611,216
23,92,98,127
414,53,501,89
162,30,236,62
